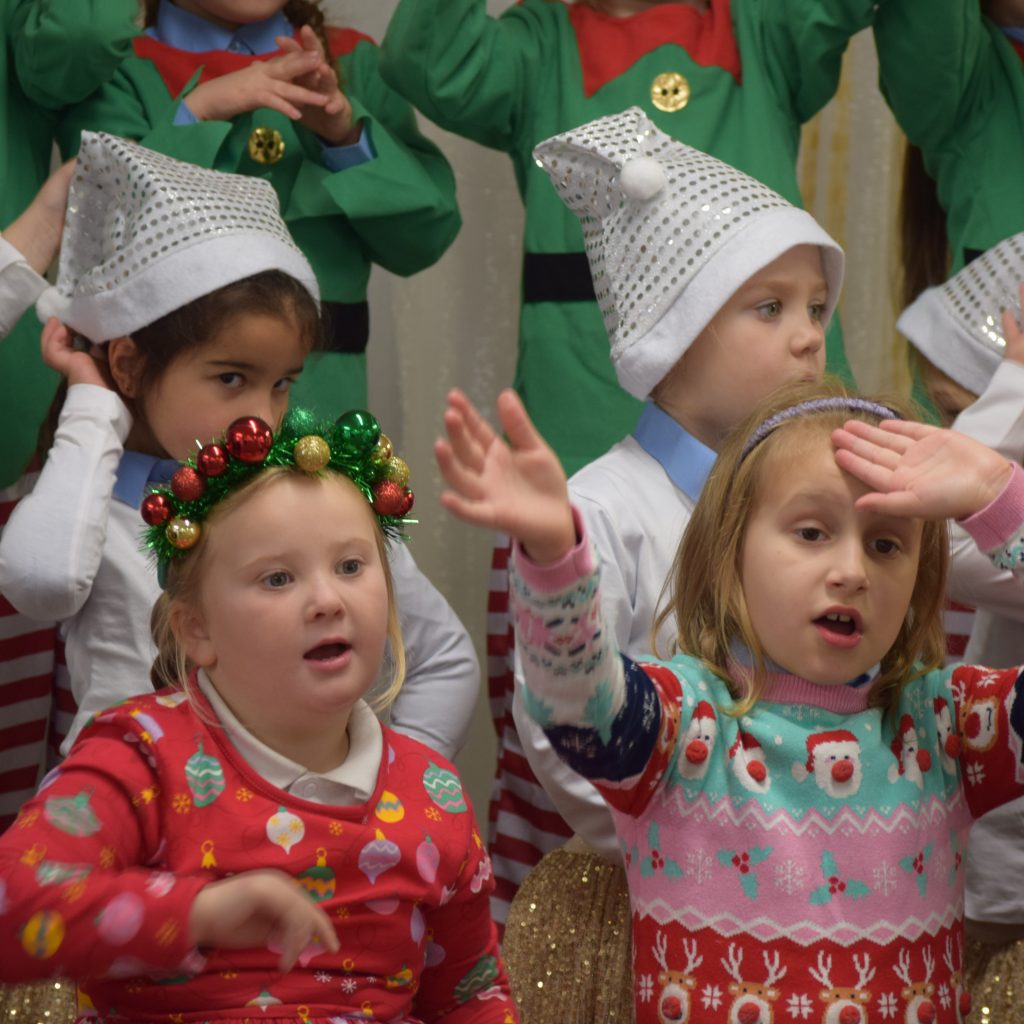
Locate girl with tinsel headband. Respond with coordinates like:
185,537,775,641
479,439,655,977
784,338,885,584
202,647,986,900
437,376,1024,1024
0,132,479,768
0,406,517,1024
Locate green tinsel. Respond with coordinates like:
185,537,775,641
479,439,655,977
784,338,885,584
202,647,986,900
142,407,414,581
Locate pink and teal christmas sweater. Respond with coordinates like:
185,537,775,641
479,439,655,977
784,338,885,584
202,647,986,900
0,688,516,1024
512,478,1024,1024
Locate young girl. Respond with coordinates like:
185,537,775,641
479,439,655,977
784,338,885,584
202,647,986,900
899,234,1024,1015
0,407,517,1023
53,0,460,422
0,132,478,765
438,376,1024,1022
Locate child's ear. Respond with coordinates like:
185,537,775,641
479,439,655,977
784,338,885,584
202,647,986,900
106,335,144,398
169,601,217,669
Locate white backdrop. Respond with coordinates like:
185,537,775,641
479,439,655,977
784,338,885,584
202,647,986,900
323,2,907,820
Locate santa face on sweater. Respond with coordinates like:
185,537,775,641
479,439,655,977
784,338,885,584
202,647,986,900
175,473,390,769
739,434,922,686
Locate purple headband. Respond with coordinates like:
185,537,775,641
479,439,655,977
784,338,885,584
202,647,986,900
740,398,900,460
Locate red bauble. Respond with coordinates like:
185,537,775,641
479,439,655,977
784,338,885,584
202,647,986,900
224,417,273,463
397,489,414,517
196,443,228,477
141,493,172,526
372,480,406,516
171,466,205,503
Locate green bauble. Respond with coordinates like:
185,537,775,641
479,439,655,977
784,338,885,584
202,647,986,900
283,407,319,438
335,410,380,454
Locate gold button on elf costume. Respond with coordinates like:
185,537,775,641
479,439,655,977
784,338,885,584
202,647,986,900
651,72,690,113
248,126,286,164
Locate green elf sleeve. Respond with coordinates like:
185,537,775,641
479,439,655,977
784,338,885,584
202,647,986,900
9,0,138,110
310,35,461,278
380,0,549,153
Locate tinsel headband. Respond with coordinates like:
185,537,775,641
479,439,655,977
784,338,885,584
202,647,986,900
142,407,414,584
740,398,901,460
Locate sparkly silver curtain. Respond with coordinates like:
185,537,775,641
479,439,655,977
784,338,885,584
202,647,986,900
325,2,906,815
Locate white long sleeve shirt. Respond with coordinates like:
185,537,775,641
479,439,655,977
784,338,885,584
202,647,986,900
0,384,479,758
0,234,47,338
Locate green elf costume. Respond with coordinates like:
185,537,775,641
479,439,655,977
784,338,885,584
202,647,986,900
0,0,137,487
57,10,461,422
875,1,1024,276
382,0,868,475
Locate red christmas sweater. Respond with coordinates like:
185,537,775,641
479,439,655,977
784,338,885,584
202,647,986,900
0,689,516,1023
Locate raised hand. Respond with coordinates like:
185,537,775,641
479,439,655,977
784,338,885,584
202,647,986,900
435,388,576,565
4,159,76,274
189,869,339,972
183,48,329,123
832,418,1013,519
40,317,111,389
275,26,358,145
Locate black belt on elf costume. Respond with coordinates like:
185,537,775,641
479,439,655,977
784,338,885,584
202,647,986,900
522,252,596,303
321,301,370,354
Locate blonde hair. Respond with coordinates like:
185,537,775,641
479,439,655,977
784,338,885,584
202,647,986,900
654,377,949,718
150,468,405,714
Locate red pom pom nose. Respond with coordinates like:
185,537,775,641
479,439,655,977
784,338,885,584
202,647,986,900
737,1002,762,1024
916,1000,936,1023
965,711,981,739
839,1007,861,1024
746,761,767,783
945,735,961,758
917,750,932,772
659,995,683,1021
831,759,853,783
685,740,708,765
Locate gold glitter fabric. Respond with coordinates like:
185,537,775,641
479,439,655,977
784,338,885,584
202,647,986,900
502,845,634,1023
966,937,1024,1024
0,981,76,1023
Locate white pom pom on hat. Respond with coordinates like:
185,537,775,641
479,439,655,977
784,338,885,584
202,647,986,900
35,285,71,325
618,156,667,202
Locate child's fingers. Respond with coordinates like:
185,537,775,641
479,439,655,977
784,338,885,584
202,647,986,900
438,488,498,529
831,427,903,471
275,34,302,54
434,438,487,501
832,448,898,494
851,491,921,517
446,388,498,452
496,388,546,454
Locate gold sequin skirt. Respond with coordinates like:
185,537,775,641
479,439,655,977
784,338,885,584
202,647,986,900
501,841,634,1024
0,981,76,1023
966,936,1024,1023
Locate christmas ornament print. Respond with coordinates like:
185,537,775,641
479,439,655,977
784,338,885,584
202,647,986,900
375,790,405,823
96,893,145,945
246,989,282,1009
422,762,467,814
184,741,226,808
45,790,101,836
454,954,499,1003
20,910,65,959
266,806,305,854
416,836,440,883
358,829,401,885
298,848,336,901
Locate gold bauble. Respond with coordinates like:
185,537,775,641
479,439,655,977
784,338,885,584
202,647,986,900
373,435,394,463
294,435,331,472
166,517,200,550
384,456,410,488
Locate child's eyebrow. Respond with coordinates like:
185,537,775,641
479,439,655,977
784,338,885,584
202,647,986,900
205,359,305,375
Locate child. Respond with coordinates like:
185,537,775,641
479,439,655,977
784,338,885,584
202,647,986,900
898,233,1024,1016
54,0,460,423
0,132,478,764
0,0,138,488
0,406,517,1023
437,375,1024,1023
489,107,845,933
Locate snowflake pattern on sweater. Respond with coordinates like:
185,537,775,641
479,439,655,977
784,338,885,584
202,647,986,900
513,512,1024,1023
0,690,516,1024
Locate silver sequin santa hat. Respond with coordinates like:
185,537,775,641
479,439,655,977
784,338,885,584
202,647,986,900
36,131,319,342
533,108,844,400
898,232,1024,396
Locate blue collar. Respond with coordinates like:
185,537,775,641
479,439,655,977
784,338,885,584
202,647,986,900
1001,25,1024,44
632,401,716,503
113,451,179,510
148,1,291,54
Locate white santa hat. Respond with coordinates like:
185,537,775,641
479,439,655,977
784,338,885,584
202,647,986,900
805,729,857,774
36,131,319,342
533,107,845,400
898,232,1024,397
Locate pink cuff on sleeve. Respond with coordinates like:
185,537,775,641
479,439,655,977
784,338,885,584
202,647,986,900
511,506,595,592
960,463,1024,552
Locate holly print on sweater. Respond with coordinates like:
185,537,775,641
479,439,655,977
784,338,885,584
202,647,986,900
0,690,516,1023
513,495,1024,1023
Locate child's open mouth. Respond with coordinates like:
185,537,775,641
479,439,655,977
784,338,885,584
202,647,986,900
813,612,861,647
304,642,350,662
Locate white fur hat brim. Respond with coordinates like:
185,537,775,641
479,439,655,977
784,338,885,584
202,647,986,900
614,208,845,400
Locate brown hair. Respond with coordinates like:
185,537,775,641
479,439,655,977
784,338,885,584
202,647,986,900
150,468,406,712
654,377,949,719
141,1,338,85
899,146,950,310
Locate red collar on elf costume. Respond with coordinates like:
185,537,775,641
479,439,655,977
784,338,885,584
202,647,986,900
133,26,372,98
567,0,741,97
